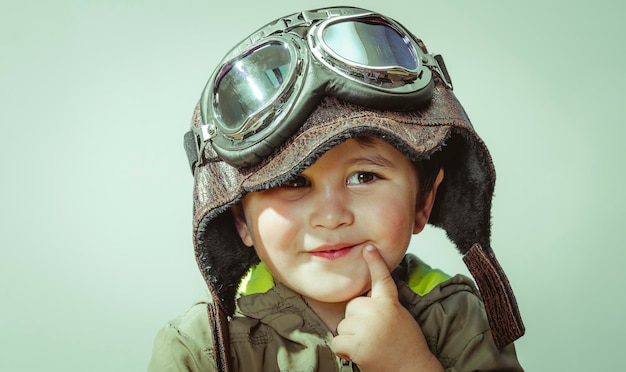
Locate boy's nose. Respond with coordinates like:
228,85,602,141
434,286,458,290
309,185,354,229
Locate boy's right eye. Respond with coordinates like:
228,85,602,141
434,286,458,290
279,175,310,188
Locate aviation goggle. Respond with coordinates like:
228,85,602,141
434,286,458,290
187,6,453,168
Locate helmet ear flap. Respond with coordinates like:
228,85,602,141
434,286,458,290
428,132,494,254
196,208,260,316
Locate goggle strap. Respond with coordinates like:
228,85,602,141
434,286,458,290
434,54,453,89
185,128,224,173
183,130,199,173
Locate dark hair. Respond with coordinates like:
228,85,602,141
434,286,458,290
414,151,441,201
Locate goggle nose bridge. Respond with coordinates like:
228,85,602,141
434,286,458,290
247,7,376,46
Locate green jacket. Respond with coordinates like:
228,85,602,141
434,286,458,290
148,255,522,371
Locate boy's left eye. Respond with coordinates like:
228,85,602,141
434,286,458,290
279,175,310,188
346,172,379,185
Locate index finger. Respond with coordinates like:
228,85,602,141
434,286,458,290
363,245,398,300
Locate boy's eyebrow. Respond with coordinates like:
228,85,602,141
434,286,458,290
351,153,395,168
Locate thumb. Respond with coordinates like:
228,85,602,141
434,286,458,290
363,245,398,300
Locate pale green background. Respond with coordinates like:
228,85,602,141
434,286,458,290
1,0,624,370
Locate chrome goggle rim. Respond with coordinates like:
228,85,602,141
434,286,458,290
308,13,432,94
197,34,307,156
211,37,303,140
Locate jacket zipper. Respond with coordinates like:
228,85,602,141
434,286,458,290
339,358,354,371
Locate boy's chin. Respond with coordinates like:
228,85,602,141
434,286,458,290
298,280,370,305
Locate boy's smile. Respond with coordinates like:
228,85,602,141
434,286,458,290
308,243,356,259
233,137,438,309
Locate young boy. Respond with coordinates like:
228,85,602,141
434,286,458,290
149,6,525,371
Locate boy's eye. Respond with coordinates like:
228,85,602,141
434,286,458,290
347,171,379,185
279,175,310,188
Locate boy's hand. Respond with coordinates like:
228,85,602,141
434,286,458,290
332,245,443,372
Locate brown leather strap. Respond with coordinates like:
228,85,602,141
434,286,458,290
463,243,525,349
207,302,232,372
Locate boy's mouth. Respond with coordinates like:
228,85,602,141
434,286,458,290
308,244,356,260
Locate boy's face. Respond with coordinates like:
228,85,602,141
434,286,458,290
233,137,439,305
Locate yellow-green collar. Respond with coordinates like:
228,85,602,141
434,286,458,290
238,257,449,297
238,261,275,295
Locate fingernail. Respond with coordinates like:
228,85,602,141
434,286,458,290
365,244,375,252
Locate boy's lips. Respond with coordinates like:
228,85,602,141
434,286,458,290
308,243,359,259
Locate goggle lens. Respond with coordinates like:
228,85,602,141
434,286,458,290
322,20,417,70
215,42,292,133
